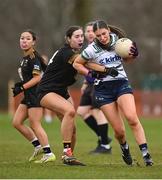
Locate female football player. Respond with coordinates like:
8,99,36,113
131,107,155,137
37,26,85,166
77,21,112,154
73,20,153,166
12,29,56,163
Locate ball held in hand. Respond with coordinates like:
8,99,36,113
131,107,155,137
115,38,133,58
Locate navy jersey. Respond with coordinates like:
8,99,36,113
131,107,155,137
37,44,78,93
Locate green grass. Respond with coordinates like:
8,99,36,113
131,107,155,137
0,113,162,179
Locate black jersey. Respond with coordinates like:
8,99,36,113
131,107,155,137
18,51,43,94
37,44,78,93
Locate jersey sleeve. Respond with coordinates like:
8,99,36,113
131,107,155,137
81,44,95,61
32,57,42,75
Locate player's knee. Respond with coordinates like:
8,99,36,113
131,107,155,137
125,111,137,121
77,107,89,118
12,119,20,129
66,107,76,118
114,128,125,140
128,119,138,128
126,113,139,128
29,121,38,130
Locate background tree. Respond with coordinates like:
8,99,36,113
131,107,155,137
0,0,162,109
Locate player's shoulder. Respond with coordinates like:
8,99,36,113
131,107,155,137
84,41,100,53
58,44,73,56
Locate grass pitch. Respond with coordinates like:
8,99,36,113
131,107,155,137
0,113,162,179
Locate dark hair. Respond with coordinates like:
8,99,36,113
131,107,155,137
93,20,126,38
65,25,82,39
22,29,37,41
84,21,95,31
93,20,108,32
21,29,46,71
108,25,126,38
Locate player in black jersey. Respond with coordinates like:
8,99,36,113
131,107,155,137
12,30,56,163
37,26,85,166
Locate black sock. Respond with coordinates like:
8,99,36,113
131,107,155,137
120,142,129,150
139,143,148,156
32,139,40,148
98,123,109,145
43,146,52,154
63,142,71,149
84,115,100,136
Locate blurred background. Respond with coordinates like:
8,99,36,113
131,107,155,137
1,0,162,116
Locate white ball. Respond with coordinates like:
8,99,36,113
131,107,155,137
115,38,133,58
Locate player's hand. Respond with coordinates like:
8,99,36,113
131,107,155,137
87,67,118,79
104,67,119,77
129,42,138,57
84,75,96,84
87,70,104,79
12,82,24,97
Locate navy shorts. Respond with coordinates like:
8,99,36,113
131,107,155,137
94,80,133,107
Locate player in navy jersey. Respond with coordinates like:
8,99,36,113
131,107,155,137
12,29,56,163
37,26,85,166
73,20,153,166
77,21,112,154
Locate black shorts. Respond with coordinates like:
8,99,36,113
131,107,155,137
37,87,70,104
21,91,41,108
79,84,99,108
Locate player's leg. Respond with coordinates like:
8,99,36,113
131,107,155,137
118,93,153,166
12,104,42,161
101,102,133,165
40,92,85,166
77,105,100,136
12,104,31,139
91,108,112,154
28,107,56,163
78,85,101,140
56,111,76,152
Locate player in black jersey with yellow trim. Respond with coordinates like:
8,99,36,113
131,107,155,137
37,26,85,166
12,29,56,163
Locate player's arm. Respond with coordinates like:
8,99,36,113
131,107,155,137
73,55,118,78
73,55,89,76
73,55,109,75
12,73,41,97
23,74,41,89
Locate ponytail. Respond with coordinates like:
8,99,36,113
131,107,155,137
108,25,126,38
